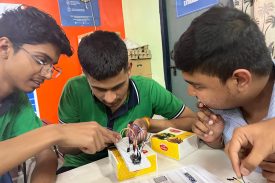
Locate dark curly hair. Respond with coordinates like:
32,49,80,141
173,7,273,83
0,5,72,56
78,30,128,80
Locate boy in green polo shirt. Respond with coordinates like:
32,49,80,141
0,6,120,182
58,30,196,172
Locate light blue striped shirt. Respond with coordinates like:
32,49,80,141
213,83,275,144
213,83,275,173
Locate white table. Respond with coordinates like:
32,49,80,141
56,144,266,183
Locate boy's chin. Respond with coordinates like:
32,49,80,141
23,87,36,93
211,106,236,110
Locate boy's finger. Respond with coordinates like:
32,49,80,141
197,102,213,117
192,123,209,138
228,140,242,177
192,127,206,139
210,114,218,121
197,112,216,127
197,111,210,123
194,120,209,133
240,146,266,176
197,102,204,108
102,128,121,143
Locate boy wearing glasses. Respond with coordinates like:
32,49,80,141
0,6,120,182
57,30,196,173
173,7,275,182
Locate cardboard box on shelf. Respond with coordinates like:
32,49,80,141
129,59,151,78
126,43,152,78
151,127,198,160
128,45,152,60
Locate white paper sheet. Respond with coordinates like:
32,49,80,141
123,165,265,183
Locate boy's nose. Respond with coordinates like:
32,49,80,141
187,85,196,96
104,91,116,104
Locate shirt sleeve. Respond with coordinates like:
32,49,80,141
149,79,184,119
58,80,80,123
10,94,42,138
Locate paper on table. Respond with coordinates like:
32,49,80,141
124,165,223,183
123,165,265,183
243,171,266,183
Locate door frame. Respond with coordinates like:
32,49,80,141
159,0,172,91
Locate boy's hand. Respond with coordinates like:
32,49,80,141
225,120,275,179
260,153,275,182
131,118,149,131
58,122,121,154
127,118,148,143
192,102,224,143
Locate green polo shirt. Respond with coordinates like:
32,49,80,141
0,91,42,141
58,75,184,167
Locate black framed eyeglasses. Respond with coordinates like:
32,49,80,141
19,47,62,79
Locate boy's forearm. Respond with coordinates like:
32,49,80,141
149,107,195,133
0,125,61,175
59,146,81,155
31,149,58,183
149,117,194,133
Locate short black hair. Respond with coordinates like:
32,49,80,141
0,5,72,56
173,7,273,83
78,30,128,80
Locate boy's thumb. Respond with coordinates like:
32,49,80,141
240,148,266,176
240,164,252,176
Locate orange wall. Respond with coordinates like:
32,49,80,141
2,0,125,123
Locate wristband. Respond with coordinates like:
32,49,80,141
52,145,63,158
143,117,150,129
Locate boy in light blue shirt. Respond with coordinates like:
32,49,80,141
173,7,275,182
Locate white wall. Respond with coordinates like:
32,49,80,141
122,0,165,87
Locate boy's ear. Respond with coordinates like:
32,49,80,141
0,37,13,60
232,69,251,90
127,61,132,76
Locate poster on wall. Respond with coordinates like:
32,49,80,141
0,3,20,17
27,92,40,117
0,3,40,116
176,0,218,17
58,0,100,26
